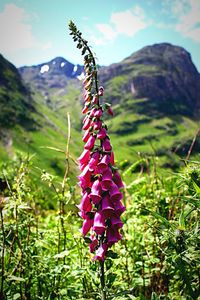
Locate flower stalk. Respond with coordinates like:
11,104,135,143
69,20,125,300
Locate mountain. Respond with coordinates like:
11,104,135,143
0,43,199,180
0,54,34,128
19,56,84,90
99,43,200,116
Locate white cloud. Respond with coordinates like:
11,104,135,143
175,0,200,42
111,8,147,37
160,0,200,43
92,6,148,45
0,3,52,54
96,24,117,40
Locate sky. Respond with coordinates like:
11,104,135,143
0,0,200,71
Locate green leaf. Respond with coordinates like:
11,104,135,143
179,210,185,229
8,275,25,282
145,209,173,229
54,250,70,259
40,146,65,153
193,180,200,195
128,296,136,300
107,250,119,259
82,47,87,55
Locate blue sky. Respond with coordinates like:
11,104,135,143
0,0,200,71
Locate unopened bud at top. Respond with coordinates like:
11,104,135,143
98,86,104,96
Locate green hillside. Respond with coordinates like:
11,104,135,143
1,45,200,186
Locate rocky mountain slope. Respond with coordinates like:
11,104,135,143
19,56,84,90
99,43,200,116
0,43,199,178
0,54,34,128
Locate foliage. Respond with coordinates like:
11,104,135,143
0,54,33,128
0,153,199,299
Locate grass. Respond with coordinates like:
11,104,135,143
1,81,199,189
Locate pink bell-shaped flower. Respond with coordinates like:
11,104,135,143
113,170,124,189
82,117,91,130
77,192,92,213
113,200,126,216
97,154,110,173
97,128,107,140
94,109,103,118
90,107,97,117
110,151,115,165
93,120,102,130
79,162,87,171
84,135,96,150
82,129,91,143
110,215,123,229
78,149,90,165
110,182,123,202
107,106,114,116
107,227,122,245
93,210,106,235
81,215,94,236
84,91,91,102
82,106,88,114
101,168,113,190
98,86,104,97
89,234,98,253
92,95,99,104
93,243,108,261
101,195,115,218
102,138,112,152
78,165,92,190
88,151,100,171
90,179,102,204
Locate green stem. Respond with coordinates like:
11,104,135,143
100,261,107,300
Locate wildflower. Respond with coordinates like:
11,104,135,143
107,106,114,116
77,85,125,261
98,86,104,96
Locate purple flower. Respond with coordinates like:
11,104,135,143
93,243,108,261
94,109,103,118
93,120,102,130
88,152,100,171
113,200,126,216
82,129,91,143
109,182,123,202
84,135,96,150
97,128,107,140
102,138,112,152
101,195,115,218
110,215,124,229
113,170,124,189
93,210,106,235
78,165,92,190
107,227,122,246
98,86,104,97
101,168,113,190
97,154,110,173
77,192,92,213
77,85,125,261
92,95,99,104
82,117,91,130
90,179,102,204
81,215,94,236
78,149,90,165
89,234,98,253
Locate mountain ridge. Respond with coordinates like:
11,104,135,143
99,42,200,116
0,53,34,128
0,43,199,177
